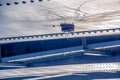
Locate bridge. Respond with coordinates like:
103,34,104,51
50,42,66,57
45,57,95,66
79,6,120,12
0,28,120,64
0,28,120,80
0,62,120,80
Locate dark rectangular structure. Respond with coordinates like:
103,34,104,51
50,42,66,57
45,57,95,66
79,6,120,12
60,23,75,32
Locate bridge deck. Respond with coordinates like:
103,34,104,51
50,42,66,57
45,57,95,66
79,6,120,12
0,62,120,80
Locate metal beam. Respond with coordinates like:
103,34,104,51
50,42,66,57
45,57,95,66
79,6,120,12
0,45,1,63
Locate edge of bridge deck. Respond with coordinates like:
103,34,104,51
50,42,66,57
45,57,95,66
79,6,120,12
0,28,120,43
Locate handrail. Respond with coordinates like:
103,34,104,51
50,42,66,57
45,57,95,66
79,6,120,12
0,28,120,42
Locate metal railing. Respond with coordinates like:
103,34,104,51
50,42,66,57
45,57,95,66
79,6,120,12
0,28,120,42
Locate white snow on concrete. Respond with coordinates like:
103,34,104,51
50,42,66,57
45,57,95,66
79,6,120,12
0,0,120,37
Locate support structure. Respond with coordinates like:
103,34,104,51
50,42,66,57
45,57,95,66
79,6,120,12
82,37,88,50
0,45,2,62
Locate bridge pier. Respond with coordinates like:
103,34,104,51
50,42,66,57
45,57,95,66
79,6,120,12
82,38,88,50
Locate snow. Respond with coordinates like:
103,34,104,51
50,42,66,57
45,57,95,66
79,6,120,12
0,0,120,38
